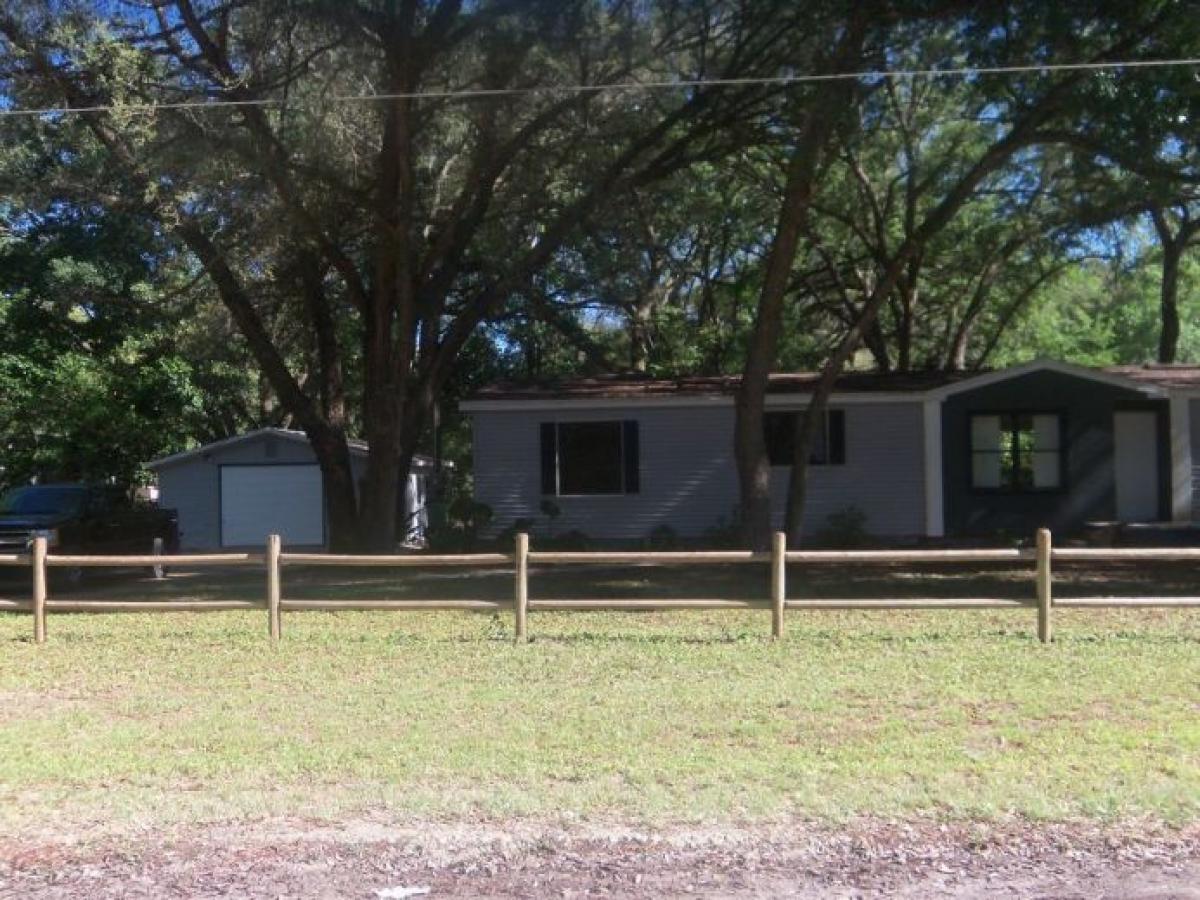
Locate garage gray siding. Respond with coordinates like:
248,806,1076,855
471,402,926,541
155,434,369,549
156,462,219,551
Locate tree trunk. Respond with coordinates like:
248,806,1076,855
305,424,360,551
1149,205,1200,366
360,419,402,552
861,315,891,371
784,400,820,543
949,325,971,370
734,139,820,549
734,25,867,549
734,391,775,550
1158,238,1182,364
629,303,652,372
896,279,919,373
359,322,403,550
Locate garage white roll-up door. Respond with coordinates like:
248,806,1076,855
220,465,325,547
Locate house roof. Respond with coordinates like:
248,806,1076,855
1104,364,1200,391
145,428,439,471
467,370,968,402
927,359,1174,400
464,360,1200,406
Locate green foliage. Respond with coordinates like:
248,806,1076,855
993,254,1200,367
0,207,256,488
538,528,591,550
425,496,494,553
0,0,1199,526
813,506,870,549
645,523,680,550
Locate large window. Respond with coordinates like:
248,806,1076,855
970,412,1062,491
764,409,846,467
540,421,640,495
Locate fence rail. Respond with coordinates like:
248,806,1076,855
1052,547,1200,561
785,548,1030,563
281,552,513,567
1,529,1198,644
46,552,263,567
527,550,767,565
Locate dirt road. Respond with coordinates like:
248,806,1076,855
3,818,1198,898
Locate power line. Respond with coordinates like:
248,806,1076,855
1,56,1199,118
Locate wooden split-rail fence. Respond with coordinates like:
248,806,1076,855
1,529,1199,644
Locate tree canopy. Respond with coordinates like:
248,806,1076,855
1,1,1198,547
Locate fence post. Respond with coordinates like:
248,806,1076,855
514,532,529,643
1036,528,1052,644
267,534,282,642
31,536,47,644
152,536,165,580
771,531,786,639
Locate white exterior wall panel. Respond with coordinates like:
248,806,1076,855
156,433,372,550
471,402,926,540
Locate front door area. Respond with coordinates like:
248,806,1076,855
1113,411,1160,522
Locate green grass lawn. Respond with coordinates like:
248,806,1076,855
2,572,1198,832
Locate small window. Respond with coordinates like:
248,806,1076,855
970,412,1062,491
764,409,846,467
540,421,639,495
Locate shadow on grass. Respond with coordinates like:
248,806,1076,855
2,561,1199,652
2,559,1199,604
521,630,762,646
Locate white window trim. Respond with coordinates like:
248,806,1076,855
967,411,1065,493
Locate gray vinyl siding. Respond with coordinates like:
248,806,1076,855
156,463,219,551
155,434,368,550
470,403,926,541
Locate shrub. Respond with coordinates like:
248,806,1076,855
814,505,870,548
701,511,741,548
645,523,679,550
539,529,590,550
426,498,493,552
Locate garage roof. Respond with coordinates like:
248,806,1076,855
145,428,438,471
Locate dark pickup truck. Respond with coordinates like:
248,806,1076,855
0,484,178,557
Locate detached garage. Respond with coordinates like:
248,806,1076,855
147,429,435,550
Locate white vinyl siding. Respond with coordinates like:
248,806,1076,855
471,402,926,540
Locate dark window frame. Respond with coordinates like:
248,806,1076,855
540,420,640,497
968,410,1066,494
764,409,846,468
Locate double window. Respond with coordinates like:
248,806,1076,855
970,412,1063,491
764,409,846,467
540,421,639,496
